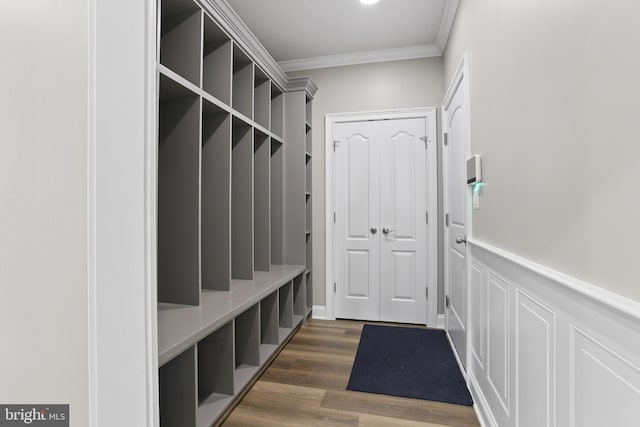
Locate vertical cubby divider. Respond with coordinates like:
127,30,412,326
202,14,232,104
158,74,201,306
231,118,253,280
270,141,283,265
159,346,197,427
159,0,202,86
254,130,270,271
232,46,254,119
202,100,231,291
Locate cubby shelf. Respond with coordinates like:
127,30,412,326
158,264,305,366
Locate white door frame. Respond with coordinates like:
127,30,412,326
441,53,473,370
325,108,439,326
88,0,158,425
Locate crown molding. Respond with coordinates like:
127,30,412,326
436,0,460,52
286,77,318,98
278,44,442,73
199,0,289,90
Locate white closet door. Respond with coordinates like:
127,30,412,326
378,118,428,324
334,121,380,321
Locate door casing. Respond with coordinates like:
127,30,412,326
442,53,473,372
325,108,439,326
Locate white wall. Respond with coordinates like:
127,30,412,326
288,57,444,307
0,2,88,425
444,0,640,302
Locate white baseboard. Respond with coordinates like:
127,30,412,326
466,238,640,427
312,305,327,319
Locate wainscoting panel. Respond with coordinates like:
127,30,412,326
516,290,555,427
470,261,485,369
487,272,509,415
467,240,640,427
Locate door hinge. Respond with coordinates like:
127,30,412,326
333,282,336,293
445,213,450,227
443,132,449,146
333,140,340,151
333,211,336,223
426,287,429,298
445,295,450,308
426,212,429,224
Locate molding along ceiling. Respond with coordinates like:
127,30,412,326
226,0,460,72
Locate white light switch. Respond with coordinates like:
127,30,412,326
473,187,480,210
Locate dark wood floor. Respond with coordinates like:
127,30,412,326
222,319,480,427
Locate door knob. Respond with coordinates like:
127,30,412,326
370,227,377,234
382,227,395,235
455,236,467,244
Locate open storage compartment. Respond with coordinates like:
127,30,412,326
197,322,234,425
202,14,232,104
234,304,260,392
254,129,270,272
270,141,283,265
305,271,313,314
292,273,304,324
278,281,293,335
231,117,253,280
260,291,279,362
159,0,202,86
232,46,253,119
159,346,196,427
270,83,283,138
158,74,201,306
254,67,270,129
201,100,231,291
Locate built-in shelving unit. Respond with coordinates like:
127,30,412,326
155,0,316,425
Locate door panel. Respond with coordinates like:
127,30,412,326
379,118,427,324
444,74,469,366
334,122,379,320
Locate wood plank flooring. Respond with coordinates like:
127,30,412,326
222,319,480,427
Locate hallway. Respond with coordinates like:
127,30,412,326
223,319,480,426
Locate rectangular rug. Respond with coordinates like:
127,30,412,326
346,324,473,406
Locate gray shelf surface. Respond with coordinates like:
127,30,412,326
158,264,305,366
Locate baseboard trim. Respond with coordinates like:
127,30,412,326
312,305,327,319
468,371,497,427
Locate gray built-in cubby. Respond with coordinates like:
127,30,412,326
232,46,253,119
271,83,283,138
159,0,202,87
155,0,316,424
254,130,270,272
158,74,200,306
270,141,284,266
202,15,231,104
254,68,270,130
202,100,231,291
231,118,253,280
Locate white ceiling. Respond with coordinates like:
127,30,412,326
225,0,459,72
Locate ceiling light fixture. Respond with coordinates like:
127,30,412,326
360,0,380,5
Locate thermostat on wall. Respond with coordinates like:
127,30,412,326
467,155,482,185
